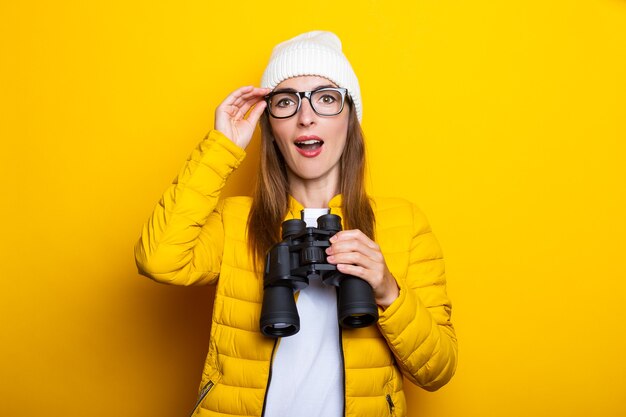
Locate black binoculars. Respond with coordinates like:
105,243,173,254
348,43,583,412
260,213,378,337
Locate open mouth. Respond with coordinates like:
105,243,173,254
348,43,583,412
293,135,324,157
295,138,324,151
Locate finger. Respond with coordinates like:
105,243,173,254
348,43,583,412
229,96,265,119
220,86,254,107
221,104,246,122
246,100,267,126
224,89,267,117
331,229,379,250
232,87,271,108
336,263,369,281
327,252,379,272
236,94,267,118
327,239,382,262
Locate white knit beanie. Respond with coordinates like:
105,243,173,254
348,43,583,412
261,31,362,122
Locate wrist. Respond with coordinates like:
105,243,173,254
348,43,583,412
376,280,399,310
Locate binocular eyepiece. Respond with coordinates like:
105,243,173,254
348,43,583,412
260,213,379,337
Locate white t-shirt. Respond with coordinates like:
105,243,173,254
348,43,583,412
263,208,343,417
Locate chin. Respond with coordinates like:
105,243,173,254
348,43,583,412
295,171,326,181
288,167,332,181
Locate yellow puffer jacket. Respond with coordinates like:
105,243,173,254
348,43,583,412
135,130,457,417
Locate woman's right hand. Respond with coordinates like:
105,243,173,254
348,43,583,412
214,86,270,149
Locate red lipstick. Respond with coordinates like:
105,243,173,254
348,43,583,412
294,135,324,158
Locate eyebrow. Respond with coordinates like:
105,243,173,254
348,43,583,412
272,84,337,93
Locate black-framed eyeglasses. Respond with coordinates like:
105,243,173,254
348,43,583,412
264,87,348,119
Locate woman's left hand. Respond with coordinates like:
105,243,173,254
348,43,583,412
325,229,399,309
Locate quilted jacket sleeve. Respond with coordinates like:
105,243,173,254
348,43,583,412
377,203,458,391
134,130,246,286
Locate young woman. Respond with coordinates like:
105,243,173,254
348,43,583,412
135,31,457,417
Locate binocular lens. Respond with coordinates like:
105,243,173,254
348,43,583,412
281,219,306,239
316,214,342,232
260,285,300,337
337,276,379,328
262,322,299,337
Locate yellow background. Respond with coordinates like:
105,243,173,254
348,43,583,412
1,1,625,416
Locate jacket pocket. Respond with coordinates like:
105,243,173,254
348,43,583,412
385,393,397,417
189,370,222,416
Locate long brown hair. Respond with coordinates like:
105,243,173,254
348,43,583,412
247,101,375,267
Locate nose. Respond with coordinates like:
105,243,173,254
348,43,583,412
297,98,316,126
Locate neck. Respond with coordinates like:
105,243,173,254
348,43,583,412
288,174,339,208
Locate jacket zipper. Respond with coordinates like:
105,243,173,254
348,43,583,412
339,325,346,417
260,338,279,417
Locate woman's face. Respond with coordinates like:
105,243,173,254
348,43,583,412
269,75,350,188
